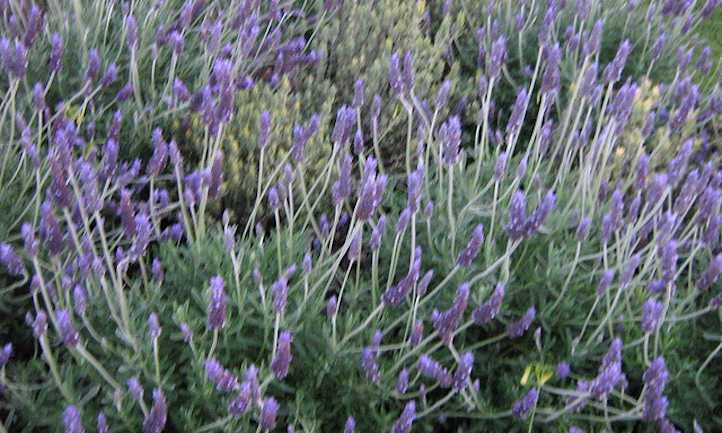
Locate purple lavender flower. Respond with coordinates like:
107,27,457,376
272,269,294,315
344,416,356,433
63,405,85,433
603,40,632,84
620,254,641,289
72,285,87,316
31,310,48,338
370,215,386,251
452,352,474,391
97,412,108,433
506,191,528,240
208,276,227,330
472,282,505,325
180,323,193,343
57,309,80,348
0,343,12,367
589,338,626,399
597,269,615,297
643,357,669,421
143,388,167,433
347,228,364,262
507,306,536,338
151,258,164,283
457,224,484,267
0,38,27,79
260,398,279,431
697,187,721,226
418,354,452,387
660,419,681,433
49,33,64,72
40,201,64,256
526,191,556,236
229,382,252,416
402,51,415,91
272,331,293,380
353,128,364,155
576,217,592,241
494,152,508,181
556,362,571,379
506,89,529,138
396,369,409,394
332,105,356,145
407,163,424,213
85,48,101,82
440,116,462,165
431,283,470,345
409,320,424,347
389,52,404,95
435,80,452,111
392,401,415,433
148,313,161,341
541,43,561,98
512,388,538,419
698,254,722,291
147,129,168,177
488,36,507,80
325,295,338,319
0,243,24,276
332,154,353,206
396,208,411,235
641,298,664,333
356,157,387,221
128,377,144,402
205,358,240,392
360,330,383,383
584,20,604,56
353,79,365,109
703,215,720,248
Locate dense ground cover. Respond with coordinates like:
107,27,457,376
0,0,721,432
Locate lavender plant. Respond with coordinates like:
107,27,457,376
1,0,722,432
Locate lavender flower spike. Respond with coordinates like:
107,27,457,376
148,313,161,340
431,283,470,345
472,282,505,325
512,387,538,419
418,354,452,387
556,362,571,379
643,356,669,421
641,298,664,333
507,306,536,338
205,358,240,392
697,254,722,291
440,116,462,165
0,243,24,276
452,352,474,391
64,405,85,433
271,331,293,380
392,401,416,433
603,40,632,84
57,309,80,348
457,224,484,267
128,377,144,401
260,397,279,431
143,388,167,433
207,276,227,331
396,369,409,394
344,416,356,433
506,190,528,240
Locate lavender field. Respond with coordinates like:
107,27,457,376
0,0,721,432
